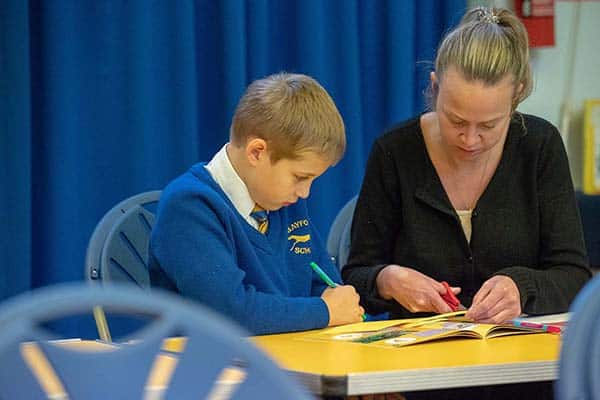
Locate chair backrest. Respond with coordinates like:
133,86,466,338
576,192,600,270
326,196,358,270
85,190,161,287
556,274,600,399
0,283,313,400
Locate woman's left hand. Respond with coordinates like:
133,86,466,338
466,275,521,324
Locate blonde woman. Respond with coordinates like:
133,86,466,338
344,7,590,326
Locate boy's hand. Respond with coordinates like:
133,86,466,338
376,265,457,314
321,285,364,326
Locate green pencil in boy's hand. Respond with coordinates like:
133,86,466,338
309,262,338,287
310,262,366,321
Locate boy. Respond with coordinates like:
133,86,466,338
149,73,364,335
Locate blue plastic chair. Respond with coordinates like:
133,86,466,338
85,190,161,287
0,283,313,400
576,192,600,270
556,274,600,399
326,196,357,271
327,196,388,322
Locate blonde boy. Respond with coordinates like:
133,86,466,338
149,73,364,334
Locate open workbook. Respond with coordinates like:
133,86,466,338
303,311,567,348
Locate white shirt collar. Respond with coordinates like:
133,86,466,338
205,144,257,223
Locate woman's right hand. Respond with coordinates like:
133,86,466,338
376,265,458,314
321,285,365,326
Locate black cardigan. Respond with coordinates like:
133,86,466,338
343,114,591,319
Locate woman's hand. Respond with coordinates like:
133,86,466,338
376,265,460,314
466,275,521,323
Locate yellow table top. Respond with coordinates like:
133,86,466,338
252,329,560,374
248,321,561,395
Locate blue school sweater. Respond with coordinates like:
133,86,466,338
149,163,339,335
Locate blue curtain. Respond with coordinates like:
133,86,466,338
1,0,464,300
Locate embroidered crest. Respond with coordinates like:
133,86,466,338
287,219,311,254
288,234,311,251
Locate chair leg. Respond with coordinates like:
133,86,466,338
93,306,112,343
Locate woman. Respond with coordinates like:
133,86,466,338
343,7,591,325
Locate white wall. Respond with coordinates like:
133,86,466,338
468,0,600,187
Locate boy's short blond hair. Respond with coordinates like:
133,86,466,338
230,73,345,163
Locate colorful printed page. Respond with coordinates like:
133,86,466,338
302,311,468,344
368,321,545,348
302,312,554,348
309,310,468,336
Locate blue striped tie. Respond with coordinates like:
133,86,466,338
250,205,269,234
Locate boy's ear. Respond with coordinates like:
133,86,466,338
246,138,269,166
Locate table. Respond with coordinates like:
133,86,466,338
22,322,562,398
250,326,561,397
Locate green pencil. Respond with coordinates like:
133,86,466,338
309,262,338,287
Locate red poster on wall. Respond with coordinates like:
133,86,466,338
515,0,555,47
